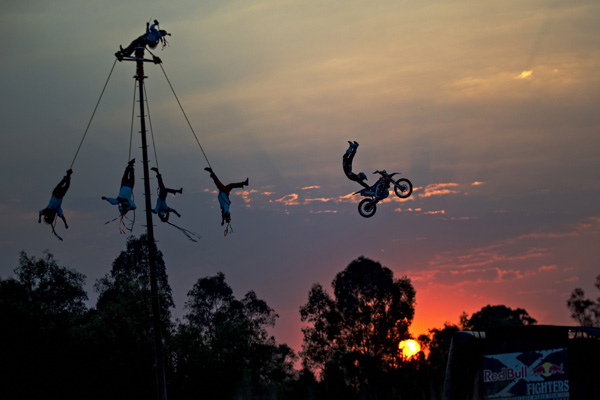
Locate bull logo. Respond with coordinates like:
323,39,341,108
531,362,564,378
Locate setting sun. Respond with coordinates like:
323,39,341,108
399,339,421,360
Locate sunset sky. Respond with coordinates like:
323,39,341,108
1,0,599,357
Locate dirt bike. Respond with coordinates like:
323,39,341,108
354,170,413,218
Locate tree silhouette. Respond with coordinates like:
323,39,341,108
82,234,174,399
0,251,88,399
171,272,296,399
424,323,460,399
567,274,600,326
462,304,537,331
300,256,416,397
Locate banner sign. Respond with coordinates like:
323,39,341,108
482,347,569,399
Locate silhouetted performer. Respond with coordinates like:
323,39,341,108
102,160,137,215
205,167,248,226
116,20,171,59
343,141,369,189
39,169,72,228
151,167,182,222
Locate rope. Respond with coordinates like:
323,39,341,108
143,82,160,170
70,59,118,170
105,213,135,234
121,211,135,234
129,80,137,162
166,221,202,242
51,220,64,241
126,82,139,234
224,222,233,237
158,63,212,169
126,83,137,231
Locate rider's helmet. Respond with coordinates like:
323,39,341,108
358,172,367,181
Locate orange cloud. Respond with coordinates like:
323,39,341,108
273,193,300,206
424,210,445,215
516,70,533,79
497,268,524,282
511,231,579,242
270,191,351,207
335,193,361,203
304,197,335,204
419,183,459,198
234,189,256,204
428,246,550,272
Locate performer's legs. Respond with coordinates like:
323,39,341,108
121,165,135,188
52,176,71,198
209,173,227,193
223,179,247,195
156,172,166,192
121,37,145,57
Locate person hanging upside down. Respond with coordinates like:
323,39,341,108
151,167,182,222
115,20,171,59
343,141,369,189
39,169,72,229
205,167,248,226
102,159,137,215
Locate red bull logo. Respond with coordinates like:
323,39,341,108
531,362,565,378
483,348,569,399
483,366,527,382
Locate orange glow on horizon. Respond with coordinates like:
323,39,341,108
399,339,421,360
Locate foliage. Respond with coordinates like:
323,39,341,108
95,233,174,315
82,234,175,399
567,275,600,327
299,256,417,397
423,323,460,399
0,240,297,399
462,304,537,331
171,272,297,399
0,251,88,399
1,246,550,399
14,250,88,318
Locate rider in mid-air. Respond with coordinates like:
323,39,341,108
343,141,369,189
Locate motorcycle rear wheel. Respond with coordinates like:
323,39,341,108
358,199,377,218
393,178,413,199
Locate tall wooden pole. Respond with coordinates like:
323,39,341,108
134,45,168,400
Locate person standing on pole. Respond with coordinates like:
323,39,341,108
115,20,171,60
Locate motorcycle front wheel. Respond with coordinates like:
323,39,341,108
358,199,377,218
393,178,413,199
